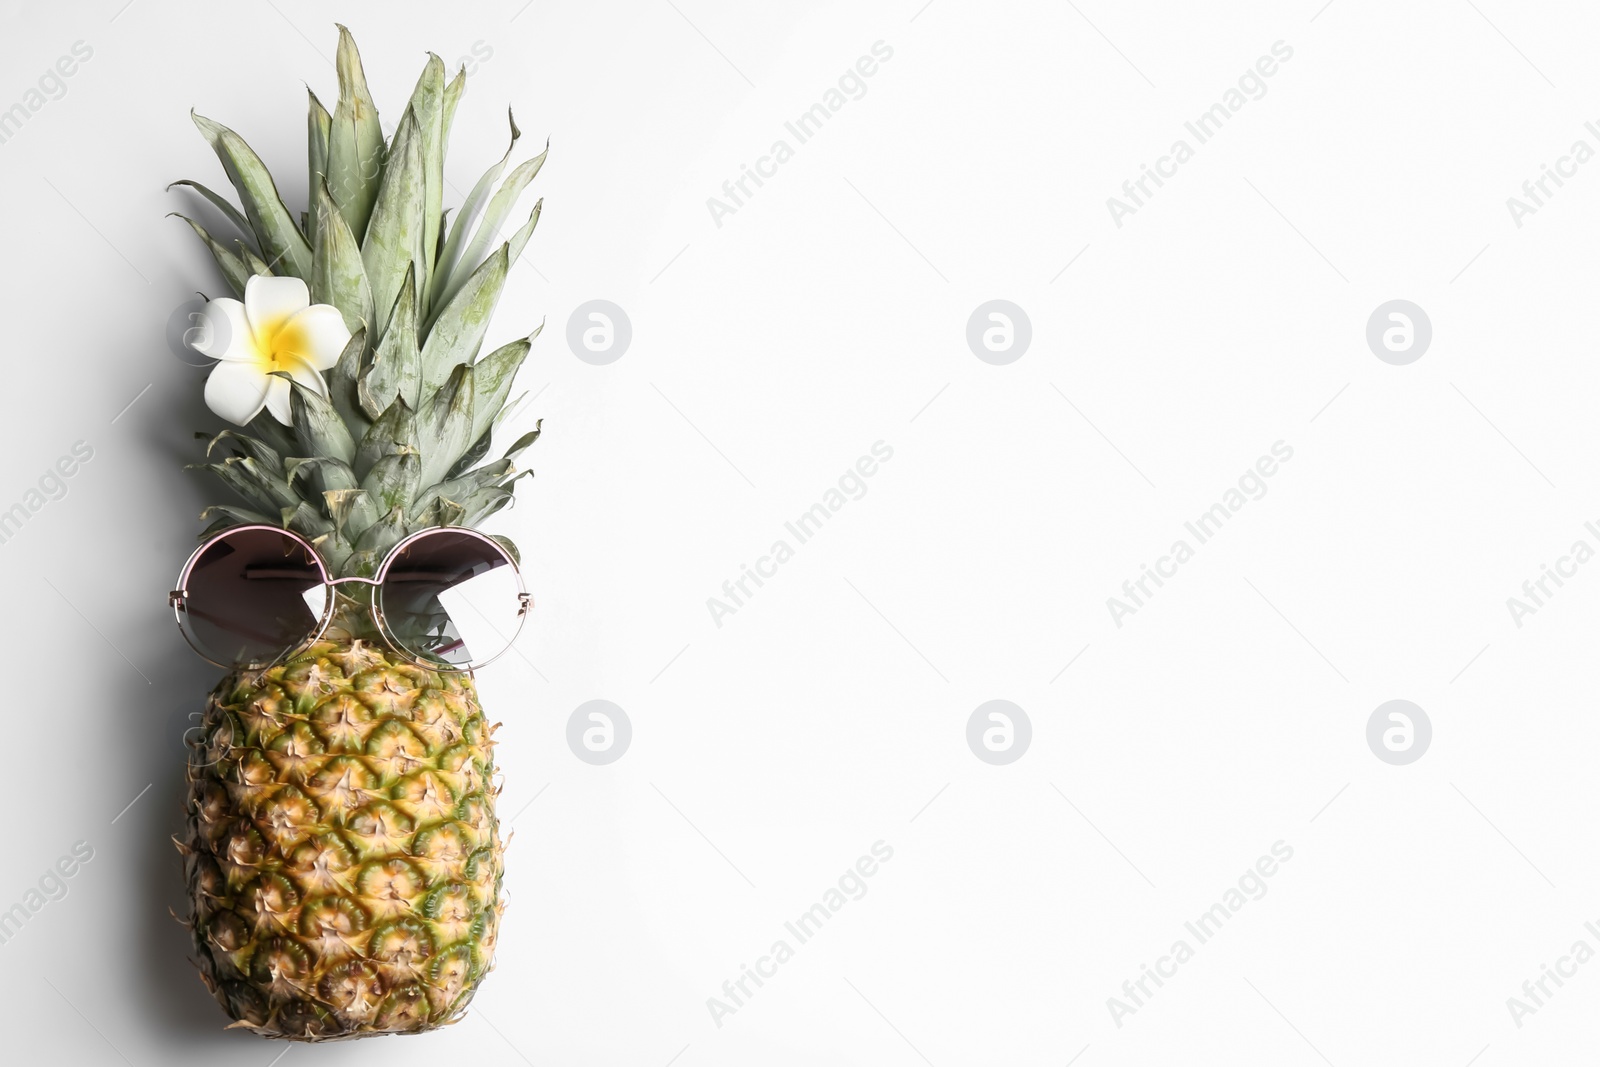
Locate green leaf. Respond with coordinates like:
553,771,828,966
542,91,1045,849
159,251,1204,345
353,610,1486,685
441,64,466,148
488,534,520,566
418,362,475,487
198,504,274,529
428,111,518,313
360,262,421,419
435,207,452,270
287,378,357,466
413,497,466,529
449,486,513,527
246,411,298,456
281,500,333,539
189,457,298,514
311,178,374,337
412,459,512,521
354,504,407,554
445,428,492,481
167,180,252,245
190,111,313,279
361,449,420,513
172,214,249,297
313,531,354,578
344,549,381,579
500,419,542,463
323,488,379,543
486,324,543,435
198,517,234,540
469,337,530,444
354,396,417,481
238,241,272,278
508,197,542,264
327,24,384,240
306,89,332,247
284,456,358,495
419,244,508,391
362,107,425,340
434,142,546,313
327,327,371,442
405,54,447,287
201,428,284,474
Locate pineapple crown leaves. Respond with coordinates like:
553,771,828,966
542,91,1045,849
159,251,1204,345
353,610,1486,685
173,25,544,576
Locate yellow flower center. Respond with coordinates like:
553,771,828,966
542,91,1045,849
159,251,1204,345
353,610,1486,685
252,314,311,374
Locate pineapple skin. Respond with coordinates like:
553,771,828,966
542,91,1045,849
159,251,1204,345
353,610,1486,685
180,626,505,1040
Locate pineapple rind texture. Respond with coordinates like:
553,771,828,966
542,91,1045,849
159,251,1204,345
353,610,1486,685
181,625,504,1040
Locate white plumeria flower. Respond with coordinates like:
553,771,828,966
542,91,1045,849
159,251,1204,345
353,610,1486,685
190,275,351,426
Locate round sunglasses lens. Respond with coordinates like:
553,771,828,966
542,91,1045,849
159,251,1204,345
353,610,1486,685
179,529,328,668
377,531,523,669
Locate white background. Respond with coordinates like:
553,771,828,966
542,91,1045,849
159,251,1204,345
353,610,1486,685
0,0,1596,1063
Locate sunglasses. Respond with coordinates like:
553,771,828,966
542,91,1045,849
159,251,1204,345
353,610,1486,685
169,524,529,672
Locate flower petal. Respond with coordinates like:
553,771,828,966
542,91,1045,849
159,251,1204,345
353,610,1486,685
277,305,352,372
262,374,294,426
244,275,310,344
283,356,330,397
193,298,254,361
204,360,271,426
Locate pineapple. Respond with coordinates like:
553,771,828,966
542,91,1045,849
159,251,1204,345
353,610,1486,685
170,26,544,1040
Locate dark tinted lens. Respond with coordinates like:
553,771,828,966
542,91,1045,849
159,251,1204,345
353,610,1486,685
378,531,523,669
179,529,328,668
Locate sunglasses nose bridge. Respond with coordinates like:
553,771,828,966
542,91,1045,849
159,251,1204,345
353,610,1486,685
324,576,381,587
